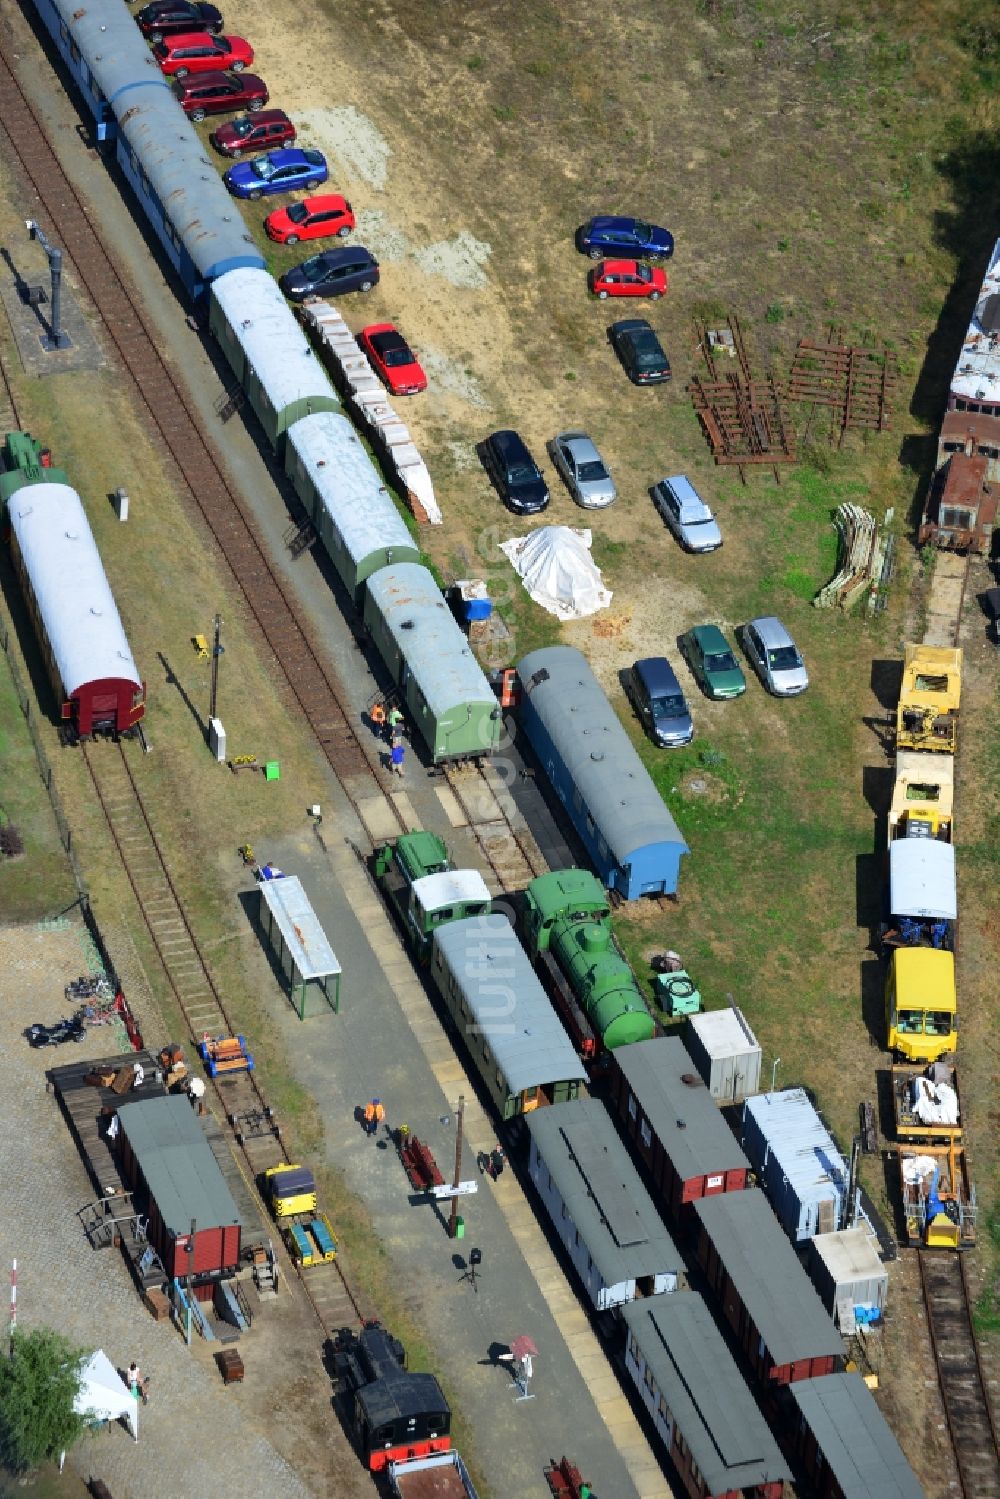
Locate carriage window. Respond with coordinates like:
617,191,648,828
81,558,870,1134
640,1120,652,1147
628,1333,639,1361
70,42,80,61
627,1093,637,1120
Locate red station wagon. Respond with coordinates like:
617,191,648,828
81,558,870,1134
153,32,254,77
174,71,268,121
211,109,296,157
265,194,355,246
588,258,668,300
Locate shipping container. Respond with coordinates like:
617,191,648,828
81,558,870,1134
741,1090,848,1244
609,1037,749,1219
693,1190,843,1388
808,1229,887,1329
118,1095,242,1283
684,1006,762,1103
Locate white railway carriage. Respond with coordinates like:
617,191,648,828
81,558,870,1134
6,477,144,737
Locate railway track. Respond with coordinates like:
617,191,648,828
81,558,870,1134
919,1252,1000,1498
81,739,366,1336
443,760,548,895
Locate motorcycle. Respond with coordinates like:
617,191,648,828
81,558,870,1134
26,1009,87,1047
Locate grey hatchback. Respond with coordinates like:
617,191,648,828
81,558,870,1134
279,247,379,302
626,657,694,747
742,616,809,696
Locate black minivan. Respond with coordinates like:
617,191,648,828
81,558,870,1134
280,247,380,302
481,429,550,514
626,657,694,748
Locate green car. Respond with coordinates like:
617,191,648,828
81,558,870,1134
682,624,747,699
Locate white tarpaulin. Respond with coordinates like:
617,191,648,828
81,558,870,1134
73,1349,138,1441
500,526,612,620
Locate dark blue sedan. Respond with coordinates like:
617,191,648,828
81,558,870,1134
224,147,328,200
578,215,674,260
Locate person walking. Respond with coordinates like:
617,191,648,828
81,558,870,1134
364,1099,385,1136
489,1144,506,1181
127,1362,141,1399
370,700,387,739
390,738,405,778
387,704,404,740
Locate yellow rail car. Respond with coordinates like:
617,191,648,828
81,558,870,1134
896,644,961,754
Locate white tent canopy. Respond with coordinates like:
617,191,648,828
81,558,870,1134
500,526,612,620
73,1349,138,1441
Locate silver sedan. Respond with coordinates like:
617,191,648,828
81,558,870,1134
548,430,617,509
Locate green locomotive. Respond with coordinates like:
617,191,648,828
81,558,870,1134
374,831,491,963
521,869,655,1061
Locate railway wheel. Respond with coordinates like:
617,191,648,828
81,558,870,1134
249,189,263,201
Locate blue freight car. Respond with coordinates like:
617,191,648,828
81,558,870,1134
517,646,689,900
28,0,265,294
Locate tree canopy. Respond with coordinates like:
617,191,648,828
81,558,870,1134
0,1327,88,1473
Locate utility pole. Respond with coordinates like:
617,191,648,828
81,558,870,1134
25,220,71,350
449,1095,465,1239
209,614,224,722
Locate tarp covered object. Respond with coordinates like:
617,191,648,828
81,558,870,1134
73,1349,138,1441
500,527,612,620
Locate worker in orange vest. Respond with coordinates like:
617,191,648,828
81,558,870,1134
364,1098,385,1136
370,701,386,738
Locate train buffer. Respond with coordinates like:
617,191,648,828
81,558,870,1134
545,1456,595,1499
399,1133,444,1192
198,1034,254,1077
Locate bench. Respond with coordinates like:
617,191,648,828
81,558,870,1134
401,1135,444,1191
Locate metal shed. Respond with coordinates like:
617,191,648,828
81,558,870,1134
258,875,342,1018
527,1098,681,1311
741,1090,848,1244
609,1037,749,1219
284,411,419,601
429,915,586,1119
693,1189,843,1387
7,481,143,736
364,564,501,762
623,1294,789,1499
117,1095,241,1288
208,268,340,446
114,89,264,292
789,1373,924,1499
685,1006,762,1103
516,646,688,899
809,1228,888,1328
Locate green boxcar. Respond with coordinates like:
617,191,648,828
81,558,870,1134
430,914,586,1120
522,869,655,1054
363,563,502,764
284,411,420,603
208,267,339,452
374,831,491,963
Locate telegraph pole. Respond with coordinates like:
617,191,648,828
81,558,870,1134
449,1095,465,1239
209,614,224,722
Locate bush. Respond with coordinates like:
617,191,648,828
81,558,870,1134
0,1328,88,1473
0,825,24,859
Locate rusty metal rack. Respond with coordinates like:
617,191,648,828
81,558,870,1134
787,338,896,444
691,316,795,481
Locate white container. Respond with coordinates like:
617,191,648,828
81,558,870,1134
685,1007,762,1103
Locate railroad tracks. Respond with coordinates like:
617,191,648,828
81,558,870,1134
443,761,547,895
81,740,366,1336
919,1252,1000,1498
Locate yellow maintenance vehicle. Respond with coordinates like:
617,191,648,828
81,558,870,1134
887,751,954,845
885,947,957,1064
899,1141,976,1250
895,644,961,754
263,1164,338,1267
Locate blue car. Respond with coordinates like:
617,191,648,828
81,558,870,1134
224,147,328,200
578,215,674,261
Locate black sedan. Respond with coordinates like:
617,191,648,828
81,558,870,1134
135,0,223,41
609,318,671,385
480,429,549,514
279,247,379,303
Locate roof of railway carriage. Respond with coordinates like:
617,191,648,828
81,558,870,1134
50,0,165,103
286,411,417,569
612,1037,749,1182
432,915,587,1095
366,563,498,721
517,645,688,869
788,1373,925,1498
211,267,339,410
623,1294,791,1494
6,481,141,698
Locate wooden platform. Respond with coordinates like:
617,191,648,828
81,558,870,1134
49,1051,165,1199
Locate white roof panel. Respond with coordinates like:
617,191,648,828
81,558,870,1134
889,839,957,921
7,482,140,697
286,411,416,569
687,1006,761,1061
412,869,491,915
950,237,1000,402
259,875,341,981
211,269,337,414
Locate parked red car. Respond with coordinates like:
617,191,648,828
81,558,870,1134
360,323,428,396
153,31,253,76
211,109,295,157
265,194,355,246
174,71,268,121
588,259,668,300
